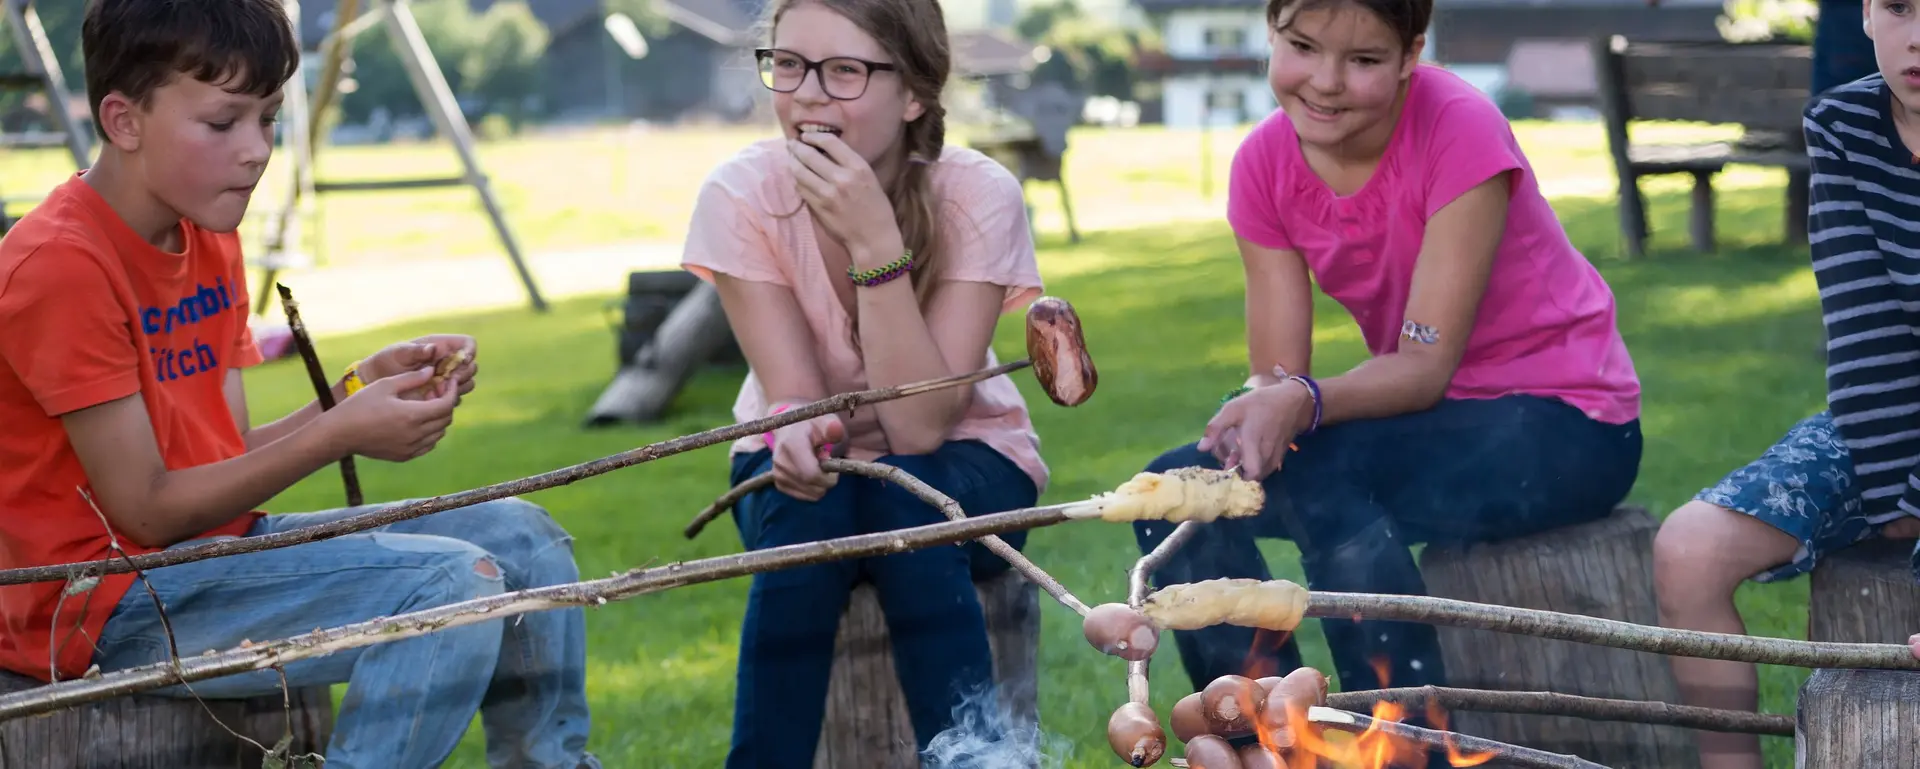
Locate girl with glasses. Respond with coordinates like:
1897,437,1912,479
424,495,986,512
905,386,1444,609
679,0,1050,765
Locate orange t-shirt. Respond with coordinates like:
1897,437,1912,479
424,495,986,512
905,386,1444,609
0,175,266,682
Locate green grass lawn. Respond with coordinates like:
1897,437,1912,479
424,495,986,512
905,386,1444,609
237,171,1827,767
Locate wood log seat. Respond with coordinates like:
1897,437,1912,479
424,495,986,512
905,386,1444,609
1795,536,1920,768
1418,505,1699,768
814,567,1041,769
0,669,333,768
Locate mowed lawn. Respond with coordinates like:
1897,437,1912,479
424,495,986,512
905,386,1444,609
223,155,1829,767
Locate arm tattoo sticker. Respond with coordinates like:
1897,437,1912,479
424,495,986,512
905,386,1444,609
1401,319,1439,345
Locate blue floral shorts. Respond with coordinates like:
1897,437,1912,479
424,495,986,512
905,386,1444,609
1694,410,1884,582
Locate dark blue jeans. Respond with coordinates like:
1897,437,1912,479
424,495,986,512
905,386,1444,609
724,439,1040,769
1134,395,1642,707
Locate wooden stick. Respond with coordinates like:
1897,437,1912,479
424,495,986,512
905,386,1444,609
1168,705,1608,769
1302,591,1920,671
0,360,1032,588
829,459,1091,615
0,501,1080,722
275,283,361,507
689,458,1092,614
1126,520,1201,705
1323,685,1794,737
1302,705,1609,769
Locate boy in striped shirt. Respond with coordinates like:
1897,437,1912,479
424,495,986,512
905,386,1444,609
1649,4,1920,767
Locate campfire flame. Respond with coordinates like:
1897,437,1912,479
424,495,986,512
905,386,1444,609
1248,654,1497,768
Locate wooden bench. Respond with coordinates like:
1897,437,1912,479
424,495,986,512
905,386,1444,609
0,670,333,768
1796,537,1920,768
1592,35,1813,257
1419,505,1699,768
967,80,1084,245
814,566,1041,768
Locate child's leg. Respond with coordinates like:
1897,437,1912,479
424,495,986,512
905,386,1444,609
855,440,1040,751
1654,410,1871,769
723,450,861,769
257,497,589,768
90,529,508,769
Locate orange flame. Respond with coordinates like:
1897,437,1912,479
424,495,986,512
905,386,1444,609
1250,656,1496,769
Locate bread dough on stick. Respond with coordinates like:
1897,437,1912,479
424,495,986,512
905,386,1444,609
1140,578,1308,631
1071,467,1265,523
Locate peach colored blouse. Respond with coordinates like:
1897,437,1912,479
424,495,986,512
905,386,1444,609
681,138,1050,494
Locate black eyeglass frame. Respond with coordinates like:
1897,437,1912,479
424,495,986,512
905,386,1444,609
754,47,898,100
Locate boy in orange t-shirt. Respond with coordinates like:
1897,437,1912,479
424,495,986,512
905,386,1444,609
0,2,596,767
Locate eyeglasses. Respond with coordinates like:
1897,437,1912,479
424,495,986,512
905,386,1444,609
755,48,896,101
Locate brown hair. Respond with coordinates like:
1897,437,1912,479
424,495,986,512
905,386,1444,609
1266,0,1430,55
82,0,300,142
766,0,953,304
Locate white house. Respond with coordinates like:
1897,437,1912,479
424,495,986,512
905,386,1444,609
1133,0,1275,128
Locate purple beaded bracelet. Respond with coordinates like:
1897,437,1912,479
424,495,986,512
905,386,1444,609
1287,374,1323,436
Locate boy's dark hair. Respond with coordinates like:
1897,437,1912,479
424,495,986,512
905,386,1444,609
1267,0,1430,54
82,0,301,141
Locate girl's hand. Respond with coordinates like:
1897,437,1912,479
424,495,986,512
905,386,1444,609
1198,381,1313,482
787,132,898,260
770,413,847,502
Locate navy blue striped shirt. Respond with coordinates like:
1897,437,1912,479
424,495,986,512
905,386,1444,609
1804,73,1920,578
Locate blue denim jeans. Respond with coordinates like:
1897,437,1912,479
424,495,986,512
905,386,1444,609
1135,396,1641,732
90,497,593,769
724,439,1040,769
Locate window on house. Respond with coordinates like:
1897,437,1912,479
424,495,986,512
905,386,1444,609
1202,27,1247,56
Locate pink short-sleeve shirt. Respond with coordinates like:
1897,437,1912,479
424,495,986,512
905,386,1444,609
682,139,1051,493
1226,65,1641,425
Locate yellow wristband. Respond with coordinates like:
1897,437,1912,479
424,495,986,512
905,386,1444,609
343,362,366,396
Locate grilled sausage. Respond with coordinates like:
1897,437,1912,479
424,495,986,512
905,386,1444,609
1082,603,1159,661
1025,296,1097,407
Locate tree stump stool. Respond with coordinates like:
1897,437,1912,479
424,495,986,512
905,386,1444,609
0,670,333,768
1417,505,1698,768
1795,536,1920,768
813,567,1041,769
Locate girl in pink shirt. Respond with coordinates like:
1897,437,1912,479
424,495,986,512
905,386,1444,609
1133,0,1644,731
679,0,1047,764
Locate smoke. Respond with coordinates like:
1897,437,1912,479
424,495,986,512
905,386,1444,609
921,682,1075,769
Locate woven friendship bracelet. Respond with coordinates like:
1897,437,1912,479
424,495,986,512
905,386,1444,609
848,250,916,287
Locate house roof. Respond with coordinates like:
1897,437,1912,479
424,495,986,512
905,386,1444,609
951,29,1041,77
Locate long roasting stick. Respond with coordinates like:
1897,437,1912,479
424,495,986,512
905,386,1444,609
0,293,1098,586
1299,591,1920,671
275,283,362,507
708,458,1093,614
1324,686,1795,737
0,504,1084,722
0,360,1030,588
